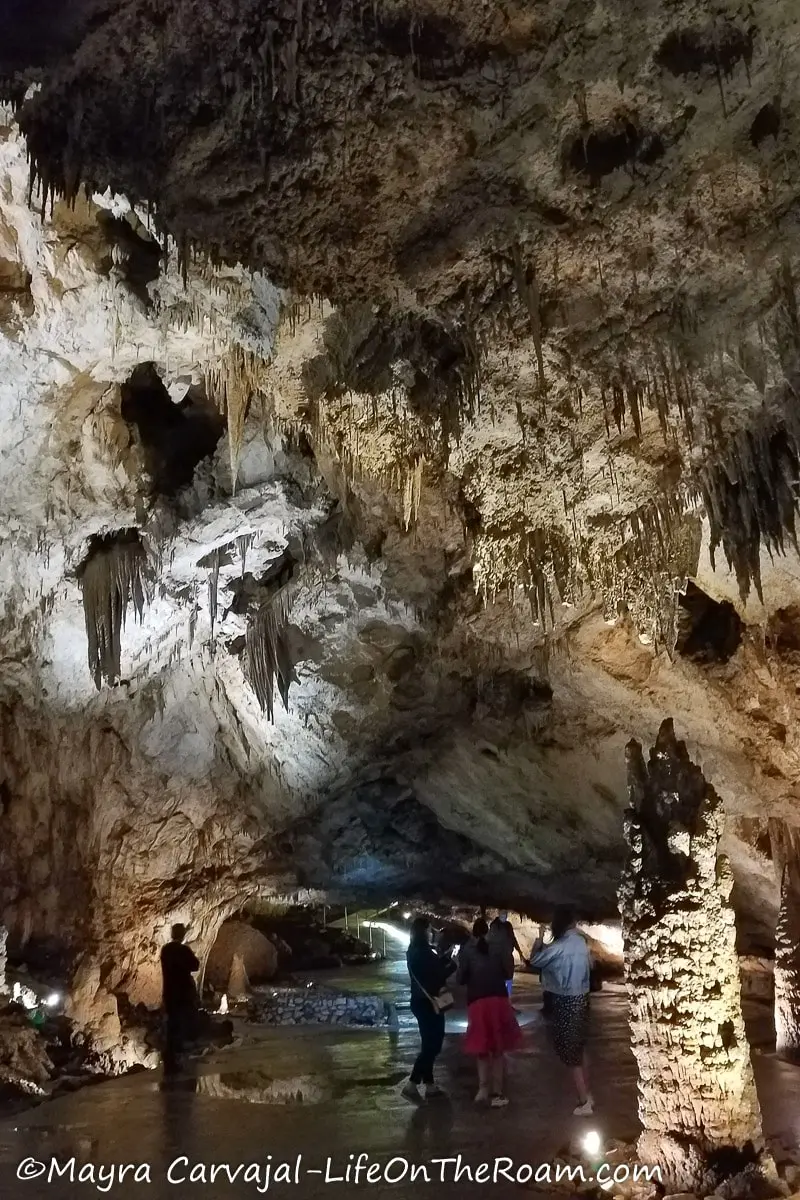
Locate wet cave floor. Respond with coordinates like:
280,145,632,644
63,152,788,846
0,959,797,1199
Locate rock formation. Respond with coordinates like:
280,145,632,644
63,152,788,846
0,0,798,1040
205,921,278,995
0,926,6,995
768,820,800,1060
621,720,766,1194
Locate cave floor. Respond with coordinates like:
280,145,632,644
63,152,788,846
0,962,798,1198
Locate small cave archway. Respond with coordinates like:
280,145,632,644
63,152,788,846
204,920,279,999
675,580,743,664
120,363,224,496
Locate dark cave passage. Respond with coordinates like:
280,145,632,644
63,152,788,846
120,363,224,496
675,580,743,664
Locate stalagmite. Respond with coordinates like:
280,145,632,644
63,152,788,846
768,820,800,1060
227,953,251,1002
0,924,7,994
620,719,768,1194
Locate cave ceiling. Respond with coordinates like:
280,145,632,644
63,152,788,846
0,0,799,983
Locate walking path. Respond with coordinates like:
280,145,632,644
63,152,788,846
0,960,796,1198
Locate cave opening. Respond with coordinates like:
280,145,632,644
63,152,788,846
120,363,224,496
674,580,743,663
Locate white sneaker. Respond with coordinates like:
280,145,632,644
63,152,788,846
474,1088,490,1104
490,1094,510,1108
573,1099,594,1116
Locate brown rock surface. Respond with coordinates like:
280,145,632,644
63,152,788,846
0,0,798,1027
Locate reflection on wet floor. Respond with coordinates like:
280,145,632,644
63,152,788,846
0,959,797,1199
196,1068,330,1104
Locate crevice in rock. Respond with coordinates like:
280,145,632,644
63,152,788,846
564,124,665,184
675,581,743,664
227,549,297,617
96,210,161,306
0,256,33,331
120,363,224,497
750,102,781,148
655,22,756,78
766,605,800,660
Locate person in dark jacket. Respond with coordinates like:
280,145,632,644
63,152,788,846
160,923,200,1071
457,918,521,1107
488,911,524,998
403,916,456,1101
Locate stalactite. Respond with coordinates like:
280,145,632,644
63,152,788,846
401,457,424,531
699,390,800,602
76,530,149,689
621,720,768,1194
245,594,294,722
205,345,271,491
510,243,545,394
237,533,255,576
208,549,220,636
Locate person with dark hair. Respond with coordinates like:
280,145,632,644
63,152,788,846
403,915,456,1101
160,923,200,1071
457,917,521,1107
529,905,593,1114
488,910,524,998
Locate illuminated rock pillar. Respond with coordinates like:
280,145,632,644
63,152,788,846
769,821,800,1060
620,719,765,1194
0,924,7,993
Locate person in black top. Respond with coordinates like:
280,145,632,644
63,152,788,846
488,911,524,998
160,923,200,1071
403,915,455,1101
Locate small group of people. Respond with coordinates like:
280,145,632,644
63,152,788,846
404,906,593,1114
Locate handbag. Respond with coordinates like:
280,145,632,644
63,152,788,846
410,970,454,1014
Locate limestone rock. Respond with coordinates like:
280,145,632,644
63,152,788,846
206,922,278,994
769,822,800,1059
0,1009,53,1091
621,719,766,1194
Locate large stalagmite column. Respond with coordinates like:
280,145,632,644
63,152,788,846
620,719,765,1194
768,821,800,1060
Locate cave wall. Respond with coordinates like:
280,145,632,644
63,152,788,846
1,64,800,1019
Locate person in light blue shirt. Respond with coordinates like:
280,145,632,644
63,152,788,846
529,905,593,1115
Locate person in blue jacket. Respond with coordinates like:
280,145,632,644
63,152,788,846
529,905,593,1115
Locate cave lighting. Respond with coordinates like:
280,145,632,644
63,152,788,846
579,922,623,958
362,921,409,948
43,992,61,1008
12,982,38,1011
217,994,228,1015
402,911,411,920
583,1131,602,1157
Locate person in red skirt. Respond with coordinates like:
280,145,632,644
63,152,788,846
457,917,522,1106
